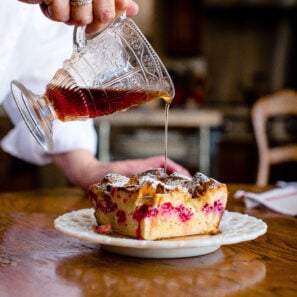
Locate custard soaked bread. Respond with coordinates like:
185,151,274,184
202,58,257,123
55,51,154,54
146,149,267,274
88,169,228,240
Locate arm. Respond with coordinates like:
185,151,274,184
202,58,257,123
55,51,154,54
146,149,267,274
51,149,191,190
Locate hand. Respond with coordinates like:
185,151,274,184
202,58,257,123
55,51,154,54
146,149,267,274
51,150,191,190
18,0,139,34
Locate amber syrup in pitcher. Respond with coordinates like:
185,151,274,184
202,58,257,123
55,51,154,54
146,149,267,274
45,75,173,172
45,84,166,121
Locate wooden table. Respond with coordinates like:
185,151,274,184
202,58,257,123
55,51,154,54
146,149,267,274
94,108,222,176
0,185,296,297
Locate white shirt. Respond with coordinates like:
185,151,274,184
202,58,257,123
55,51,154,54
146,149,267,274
0,2,97,165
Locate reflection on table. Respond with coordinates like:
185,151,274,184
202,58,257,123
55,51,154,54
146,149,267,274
0,184,296,296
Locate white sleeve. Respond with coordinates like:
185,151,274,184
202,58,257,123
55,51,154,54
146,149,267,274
0,3,98,166
1,94,98,166
0,117,98,166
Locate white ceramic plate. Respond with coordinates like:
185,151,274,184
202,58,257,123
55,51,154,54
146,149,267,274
54,209,267,258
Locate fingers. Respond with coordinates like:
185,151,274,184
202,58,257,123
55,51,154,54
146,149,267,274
70,0,93,26
143,156,191,178
114,0,131,17
87,0,116,33
37,0,139,34
44,0,70,23
86,0,136,33
18,0,43,3
166,160,191,177
125,0,139,17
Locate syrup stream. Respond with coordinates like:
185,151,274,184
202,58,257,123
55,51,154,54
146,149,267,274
162,96,173,173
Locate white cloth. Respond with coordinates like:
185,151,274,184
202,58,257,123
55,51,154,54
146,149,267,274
0,2,97,165
234,182,297,216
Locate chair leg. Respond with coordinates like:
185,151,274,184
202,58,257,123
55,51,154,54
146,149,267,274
256,161,269,186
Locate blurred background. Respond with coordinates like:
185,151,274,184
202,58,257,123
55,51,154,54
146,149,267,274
1,0,297,191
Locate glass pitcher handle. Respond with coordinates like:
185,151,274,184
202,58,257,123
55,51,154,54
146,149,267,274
73,15,127,53
73,25,106,53
73,26,86,53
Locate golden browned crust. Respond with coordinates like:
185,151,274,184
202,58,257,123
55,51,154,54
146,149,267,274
88,168,228,240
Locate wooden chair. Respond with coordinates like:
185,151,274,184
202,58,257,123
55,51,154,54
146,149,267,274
251,89,297,186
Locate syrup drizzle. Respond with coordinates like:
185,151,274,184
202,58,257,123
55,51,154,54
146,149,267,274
162,96,172,173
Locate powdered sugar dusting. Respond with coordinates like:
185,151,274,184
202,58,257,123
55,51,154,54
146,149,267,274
104,174,129,187
138,175,164,188
96,168,222,198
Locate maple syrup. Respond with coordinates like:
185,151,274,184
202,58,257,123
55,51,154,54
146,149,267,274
45,84,169,121
45,80,173,172
163,99,172,173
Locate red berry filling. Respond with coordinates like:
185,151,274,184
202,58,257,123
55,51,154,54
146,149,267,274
160,202,175,215
132,202,193,239
202,199,224,214
116,209,127,224
133,204,158,221
97,198,117,214
92,224,112,234
175,205,194,222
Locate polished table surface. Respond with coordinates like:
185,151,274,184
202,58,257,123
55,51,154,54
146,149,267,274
0,185,296,297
